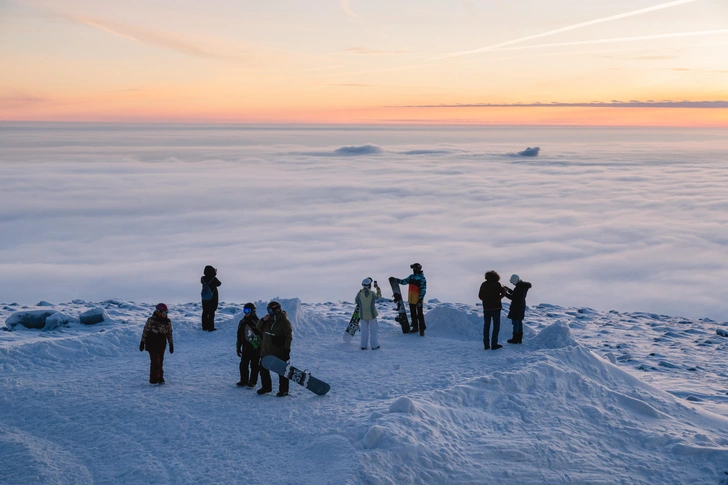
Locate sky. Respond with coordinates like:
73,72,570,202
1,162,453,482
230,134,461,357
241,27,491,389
2,0,728,125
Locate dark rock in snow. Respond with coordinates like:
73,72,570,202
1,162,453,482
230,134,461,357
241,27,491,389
5,310,57,330
79,308,109,325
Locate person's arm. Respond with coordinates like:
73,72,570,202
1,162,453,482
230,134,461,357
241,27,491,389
375,286,382,299
166,322,174,353
503,286,513,300
397,275,410,285
419,276,427,301
213,277,221,288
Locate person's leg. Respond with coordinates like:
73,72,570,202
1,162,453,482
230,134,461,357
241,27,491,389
409,304,419,332
258,363,272,393
360,319,370,349
370,319,379,349
239,356,249,385
148,349,159,384
201,301,211,330
417,305,426,335
277,375,289,396
491,311,501,349
483,312,492,349
249,354,260,386
514,319,523,343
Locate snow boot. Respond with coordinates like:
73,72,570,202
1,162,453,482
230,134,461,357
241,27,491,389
492,343,503,350
276,391,288,397
517,332,523,344
257,388,272,395
507,334,518,344
484,342,490,350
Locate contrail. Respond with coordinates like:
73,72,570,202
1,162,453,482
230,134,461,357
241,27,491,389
484,29,728,52
431,0,701,59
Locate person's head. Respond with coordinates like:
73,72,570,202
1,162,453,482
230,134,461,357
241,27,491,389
243,302,256,316
510,274,520,285
154,302,168,318
410,263,423,274
204,265,217,277
362,277,373,289
485,270,500,282
266,301,282,317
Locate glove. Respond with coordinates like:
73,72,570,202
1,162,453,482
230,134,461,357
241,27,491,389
282,350,290,362
169,343,174,354
139,340,145,352
236,347,242,358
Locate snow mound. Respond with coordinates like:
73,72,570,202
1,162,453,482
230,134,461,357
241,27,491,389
530,320,578,349
6,310,58,330
421,304,482,340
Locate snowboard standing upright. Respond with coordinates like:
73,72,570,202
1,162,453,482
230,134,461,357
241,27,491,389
244,325,262,349
343,304,360,343
260,355,330,396
389,277,410,333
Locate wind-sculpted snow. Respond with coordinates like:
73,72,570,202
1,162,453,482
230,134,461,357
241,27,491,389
1,298,727,484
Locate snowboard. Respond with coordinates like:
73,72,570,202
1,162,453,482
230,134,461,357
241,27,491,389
343,304,360,343
388,277,410,333
260,355,330,396
244,324,262,349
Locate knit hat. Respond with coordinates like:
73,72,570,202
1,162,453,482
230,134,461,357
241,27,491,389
510,274,520,285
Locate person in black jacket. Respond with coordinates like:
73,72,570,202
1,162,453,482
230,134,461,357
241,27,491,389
236,302,261,388
478,270,506,350
200,265,221,331
504,274,532,344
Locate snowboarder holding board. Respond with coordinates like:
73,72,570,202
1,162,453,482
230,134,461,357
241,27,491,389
395,263,427,336
200,265,222,331
355,278,382,350
139,303,174,385
478,270,506,350
256,301,293,397
504,274,532,344
236,302,261,388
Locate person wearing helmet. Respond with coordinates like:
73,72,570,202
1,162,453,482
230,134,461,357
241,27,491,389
200,265,222,331
503,274,532,344
139,303,174,384
355,277,382,350
236,303,261,388
256,301,293,397
395,263,427,336
478,270,506,350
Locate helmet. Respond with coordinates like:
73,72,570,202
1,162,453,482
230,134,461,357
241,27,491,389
362,277,372,288
410,263,422,273
155,303,168,313
243,302,256,314
267,301,282,312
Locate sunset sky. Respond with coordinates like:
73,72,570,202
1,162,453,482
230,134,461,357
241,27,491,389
2,0,727,125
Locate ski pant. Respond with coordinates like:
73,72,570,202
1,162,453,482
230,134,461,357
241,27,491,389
409,304,426,332
360,318,379,349
483,309,501,346
201,300,217,330
259,359,289,394
148,346,166,384
511,319,523,334
240,353,260,386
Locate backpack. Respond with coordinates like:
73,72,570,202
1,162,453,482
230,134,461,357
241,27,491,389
201,278,214,301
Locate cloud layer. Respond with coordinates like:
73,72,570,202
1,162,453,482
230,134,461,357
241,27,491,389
1,123,727,320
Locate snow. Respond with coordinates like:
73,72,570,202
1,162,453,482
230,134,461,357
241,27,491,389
2,297,727,484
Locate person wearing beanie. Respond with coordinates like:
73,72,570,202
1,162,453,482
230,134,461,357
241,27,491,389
504,274,532,344
236,303,261,388
139,303,174,384
478,270,506,350
200,265,222,331
355,277,382,350
256,301,293,397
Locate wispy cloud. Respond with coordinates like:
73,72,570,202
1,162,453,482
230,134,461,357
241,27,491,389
0,92,47,108
346,47,409,55
397,100,728,109
340,0,359,19
432,0,701,59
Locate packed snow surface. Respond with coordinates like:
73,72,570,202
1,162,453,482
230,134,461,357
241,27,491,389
1,298,727,484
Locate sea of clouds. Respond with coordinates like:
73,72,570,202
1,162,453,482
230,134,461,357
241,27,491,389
1,123,726,319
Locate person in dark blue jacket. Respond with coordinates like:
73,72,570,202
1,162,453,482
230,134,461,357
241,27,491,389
504,274,532,344
478,270,506,350
201,265,221,331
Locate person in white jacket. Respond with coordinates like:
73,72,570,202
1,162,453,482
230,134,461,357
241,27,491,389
355,278,382,350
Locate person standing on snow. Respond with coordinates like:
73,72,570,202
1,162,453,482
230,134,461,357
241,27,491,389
504,274,532,344
200,265,221,331
139,303,174,384
478,270,506,350
236,302,261,388
395,263,427,336
356,278,382,350
256,301,293,397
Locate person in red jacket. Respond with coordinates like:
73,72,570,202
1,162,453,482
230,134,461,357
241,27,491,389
139,303,174,384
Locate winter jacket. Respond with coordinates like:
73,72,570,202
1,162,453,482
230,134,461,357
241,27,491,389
256,311,292,359
236,314,261,356
142,315,173,350
478,280,505,310
505,281,532,321
201,275,222,308
355,287,381,321
397,273,427,304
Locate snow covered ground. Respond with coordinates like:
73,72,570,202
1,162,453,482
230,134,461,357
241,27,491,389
2,297,727,484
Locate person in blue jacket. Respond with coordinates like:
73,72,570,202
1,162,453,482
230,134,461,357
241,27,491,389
504,274,532,344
